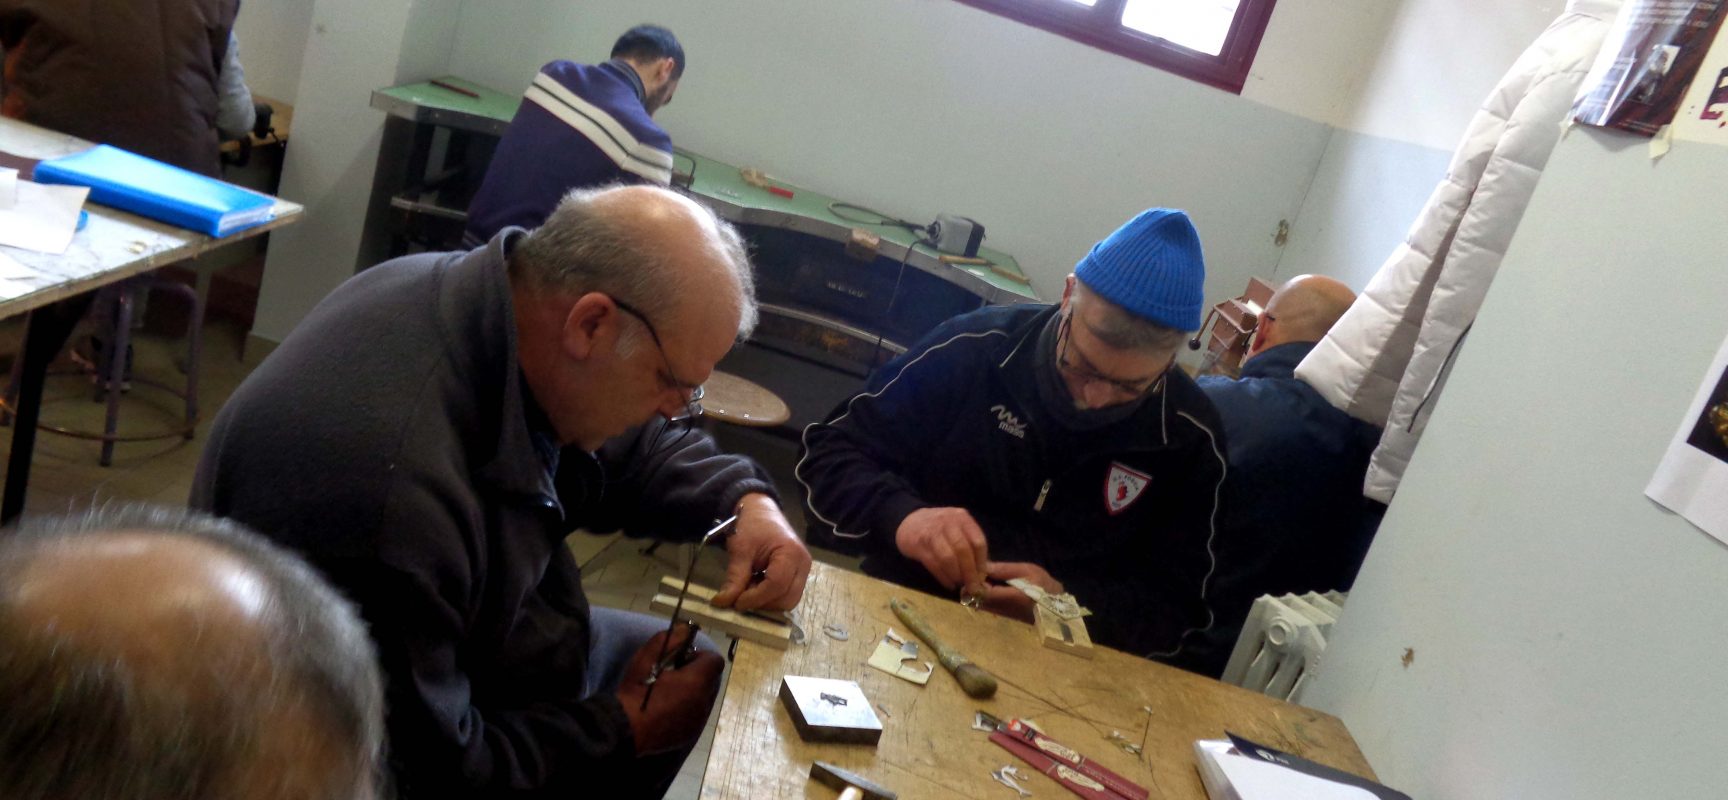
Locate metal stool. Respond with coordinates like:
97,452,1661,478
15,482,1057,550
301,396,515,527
2,275,204,466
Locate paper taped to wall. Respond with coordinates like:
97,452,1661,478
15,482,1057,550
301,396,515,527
1646,331,1728,542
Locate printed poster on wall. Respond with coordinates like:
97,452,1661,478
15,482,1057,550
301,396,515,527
1646,332,1728,543
1572,0,1728,136
1671,14,1728,143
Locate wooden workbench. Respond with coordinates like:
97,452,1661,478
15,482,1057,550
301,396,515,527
701,562,1374,799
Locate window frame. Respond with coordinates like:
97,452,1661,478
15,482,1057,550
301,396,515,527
950,0,1278,94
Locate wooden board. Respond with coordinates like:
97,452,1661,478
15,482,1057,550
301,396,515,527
1036,605,1095,659
650,588,793,651
700,562,1376,800
658,576,795,626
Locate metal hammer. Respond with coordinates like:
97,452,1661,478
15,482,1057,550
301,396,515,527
810,761,896,800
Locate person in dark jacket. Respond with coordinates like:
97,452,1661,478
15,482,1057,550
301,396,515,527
465,25,685,246
1192,274,1384,675
798,208,1229,668
192,185,812,798
0,0,255,176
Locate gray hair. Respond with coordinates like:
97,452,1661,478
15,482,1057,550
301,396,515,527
509,185,758,352
1071,282,1189,353
0,505,384,800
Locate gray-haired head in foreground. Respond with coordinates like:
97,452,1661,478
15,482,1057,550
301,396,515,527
0,505,384,800
509,184,758,346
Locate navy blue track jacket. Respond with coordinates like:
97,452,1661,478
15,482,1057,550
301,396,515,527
798,304,1228,667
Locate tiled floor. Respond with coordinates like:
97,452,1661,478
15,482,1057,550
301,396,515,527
2,315,857,799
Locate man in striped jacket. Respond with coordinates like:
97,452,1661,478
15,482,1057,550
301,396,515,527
465,25,683,245
798,209,1229,669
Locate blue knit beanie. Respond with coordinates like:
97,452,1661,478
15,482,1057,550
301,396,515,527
1073,208,1205,331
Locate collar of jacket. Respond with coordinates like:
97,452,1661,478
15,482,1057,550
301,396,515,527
992,303,1183,448
1238,341,1318,381
440,228,574,508
602,58,648,106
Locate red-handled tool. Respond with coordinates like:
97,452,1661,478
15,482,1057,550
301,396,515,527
987,717,1148,800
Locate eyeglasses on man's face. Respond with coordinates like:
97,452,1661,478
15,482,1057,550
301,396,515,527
611,298,705,422
1056,310,1165,402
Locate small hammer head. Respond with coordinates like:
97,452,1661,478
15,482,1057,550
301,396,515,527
810,761,897,800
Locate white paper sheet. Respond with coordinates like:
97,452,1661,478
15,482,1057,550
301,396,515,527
0,179,88,255
0,250,39,281
1216,753,1378,800
1646,332,1728,542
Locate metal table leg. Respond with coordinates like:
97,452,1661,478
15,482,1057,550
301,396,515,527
3,295,94,523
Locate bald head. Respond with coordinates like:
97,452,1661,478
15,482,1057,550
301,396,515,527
511,184,757,340
0,507,382,800
1247,274,1356,360
509,184,763,449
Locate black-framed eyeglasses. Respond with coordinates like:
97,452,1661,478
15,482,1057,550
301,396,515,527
1056,310,1165,400
612,298,705,422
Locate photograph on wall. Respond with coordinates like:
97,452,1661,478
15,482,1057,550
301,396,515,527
1572,0,1728,136
1647,332,1728,543
1683,363,1728,461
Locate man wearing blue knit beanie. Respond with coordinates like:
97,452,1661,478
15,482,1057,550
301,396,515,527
799,208,1229,670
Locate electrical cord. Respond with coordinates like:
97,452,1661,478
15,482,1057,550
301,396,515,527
827,201,930,238
869,233,934,368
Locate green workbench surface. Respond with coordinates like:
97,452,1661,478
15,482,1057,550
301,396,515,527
678,151,1036,301
371,78,1038,302
370,76,519,136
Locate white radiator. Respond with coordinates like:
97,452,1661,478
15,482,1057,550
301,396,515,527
1221,591,1346,704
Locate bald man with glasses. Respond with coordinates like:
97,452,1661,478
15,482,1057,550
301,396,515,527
799,208,1229,670
194,185,811,798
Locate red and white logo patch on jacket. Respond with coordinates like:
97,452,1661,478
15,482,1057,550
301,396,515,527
1105,462,1151,515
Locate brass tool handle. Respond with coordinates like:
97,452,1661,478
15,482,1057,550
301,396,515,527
890,597,965,670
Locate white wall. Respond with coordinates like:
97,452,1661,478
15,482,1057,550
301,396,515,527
1307,129,1728,798
250,0,465,345
1274,129,1450,287
1278,0,1564,289
232,0,314,103
1245,0,1399,125
448,0,1346,306
1343,0,1565,150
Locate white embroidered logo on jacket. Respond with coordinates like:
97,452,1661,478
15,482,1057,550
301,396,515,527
990,404,1027,439
1105,462,1151,515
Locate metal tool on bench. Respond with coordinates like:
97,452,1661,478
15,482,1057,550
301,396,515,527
780,676,883,745
810,760,897,800
640,514,738,710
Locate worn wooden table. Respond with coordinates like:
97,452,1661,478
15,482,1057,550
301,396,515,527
701,562,1373,799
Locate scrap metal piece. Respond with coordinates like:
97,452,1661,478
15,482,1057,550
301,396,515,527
974,710,1005,733
867,632,934,685
1106,730,1144,757
823,623,849,641
819,692,848,707
1006,578,1091,620
991,765,1032,797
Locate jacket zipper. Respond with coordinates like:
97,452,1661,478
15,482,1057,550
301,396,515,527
1033,479,1052,511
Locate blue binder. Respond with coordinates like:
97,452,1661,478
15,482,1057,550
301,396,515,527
34,145,276,237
